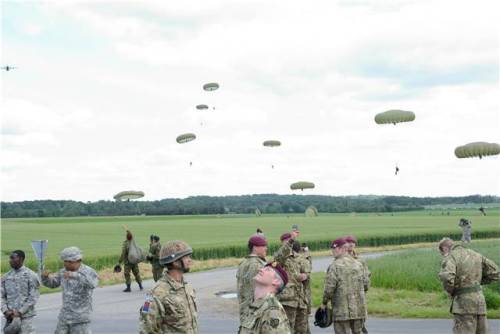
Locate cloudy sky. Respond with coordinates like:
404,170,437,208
1,0,499,202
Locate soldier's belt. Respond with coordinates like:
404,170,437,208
453,285,481,296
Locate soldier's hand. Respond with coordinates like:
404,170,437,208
4,310,14,319
320,304,326,310
63,271,73,279
298,273,308,282
41,271,50,278
12,310,21,318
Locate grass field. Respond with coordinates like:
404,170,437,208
1,209,499,273
311,239,500,318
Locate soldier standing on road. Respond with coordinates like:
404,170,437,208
438,238,499,334
294,241,311,334
119,230,143,292
458,219,472,243
321,238,369,334
148,235,163,282
237,235,268,322
41,247,99,334
139,240,198,334
1,250,40,334
238,262,291,334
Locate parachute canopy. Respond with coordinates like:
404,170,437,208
203,82,219,91
290,181,315,191
176,133,196,144
455,142,500,159
263,140,281,147
305,205,319,217
375,110,415,125
114,190,144,201
196,104,209,110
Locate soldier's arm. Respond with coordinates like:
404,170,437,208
1,278,9,313
68,268,99,289
119,241,127,264
139,296,164,334
481,256,500,284
152,245,160,261
360,259,371,291
322,264,337,305
260,308,291,334
273,240,293,265
41,271,62,288
18,273,40,316
438,257,456,294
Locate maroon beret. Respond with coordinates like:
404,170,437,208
249,235,267,247
266,261,288,287
280,232,292,241
345,235,357,244
331,237,347,249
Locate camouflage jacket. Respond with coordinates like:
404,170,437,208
439,245,499,314
119,240,131,265
239,293,291,334
349,251,371,292
1,266,40,318
41,264,99,324
273,241,304,308
149,243,162,267
139,274,198,334
237,254,267,319
322,254,368,321
297,252,312,308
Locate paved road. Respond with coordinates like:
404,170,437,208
7,252,499,333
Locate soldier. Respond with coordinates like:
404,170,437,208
1,250,40,334
239,262,291,334
458,219,472,243
438,238,499,334
119,230,143,292
237,234,268,322
42,247,99,334
148,235,163,282
321,238,368,334
139,240,198,334
294,241,311,334
274,233,308,334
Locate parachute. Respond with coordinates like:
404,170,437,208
113,190,144,201
203,82,219,91
305,205,319,217
290,181,315,191
263,140,281,147
454,142,500,159
176,133,196,144
375,110,415,125
196,104,209,110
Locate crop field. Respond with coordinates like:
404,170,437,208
1,209,499,273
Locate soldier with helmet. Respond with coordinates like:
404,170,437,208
139,240,198,334
237,234,268,321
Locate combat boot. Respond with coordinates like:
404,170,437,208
123,284,131,292
138,282,143,290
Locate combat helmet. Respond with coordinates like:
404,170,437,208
159,240,193,266
314,306,333,328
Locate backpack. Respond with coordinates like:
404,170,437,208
128,239,146,264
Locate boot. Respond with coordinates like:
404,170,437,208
123,284,131,292
138,282,143,290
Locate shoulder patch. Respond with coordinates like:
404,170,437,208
270,318,280,328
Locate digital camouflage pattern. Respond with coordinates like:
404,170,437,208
120,240,142,285
54,321,92,334
1,266,40,319
461,225,472,242
238,293,291,334
139,274,198,334
41,264,99,325
149,242,163,282
236,254,267,321
322,254,368,322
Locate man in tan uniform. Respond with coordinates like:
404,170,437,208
139,240,198,334
239,262,291,334
294,241,312,334
438,238,499,334
237,235,268,321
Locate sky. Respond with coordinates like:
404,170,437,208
1,0,499,202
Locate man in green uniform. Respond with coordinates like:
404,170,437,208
438,238,499,334
321,238,369,334
139,240,198,334
294,241,312,334
237,235,268,322
119,230,143,292
148,235,163,282
238,262,291,334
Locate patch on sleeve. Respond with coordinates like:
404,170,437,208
270,318,280,328
142,295,153,313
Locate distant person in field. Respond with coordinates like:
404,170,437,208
256,228,264,236
458,218,472,243
119,230,143,292
438,238,499,334
479,207,486,216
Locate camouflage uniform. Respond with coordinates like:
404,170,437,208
239,293,291,334
461,225,472,243
139,273,198,334
119,240,142,286
350,250,370,334
237,254,267,321
42,264,99,334
1,266,40,333
322,254,368,334
438,244,499,334
149,243,163,282
297,252,312,334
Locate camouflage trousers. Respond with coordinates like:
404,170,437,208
55,320,92,334
453,314,488,334
333,319,364,334
151,264,163,282
283,305,309,334
124,263,142,285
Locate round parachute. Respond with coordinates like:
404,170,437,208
263,140,281,147
375,110,415,125
196,104,209,110
290,181,315,191
113,190,144,201
203,82,219,91
176,133,196,144
305,205,319,217
454,142,500,159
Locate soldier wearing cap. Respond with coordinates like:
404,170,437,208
139,240,198,334
42,247,99,334
239,262,291,334
438,238,499,334
148,235,163,282
237,234,268,321
321,238,368,334
119,230,143,292
1,250,40,334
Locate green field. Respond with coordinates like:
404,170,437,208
1,210,499,273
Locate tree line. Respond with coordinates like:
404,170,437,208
1,194,498,218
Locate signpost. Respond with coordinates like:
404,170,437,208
31,240,48,278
